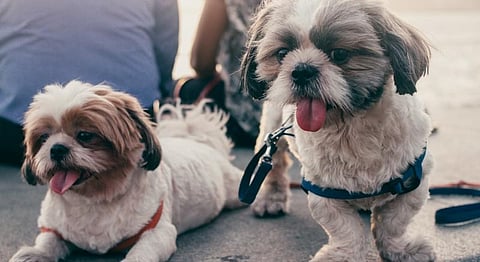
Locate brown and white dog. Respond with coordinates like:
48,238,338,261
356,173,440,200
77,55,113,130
240,0,435,261
10,80,243,262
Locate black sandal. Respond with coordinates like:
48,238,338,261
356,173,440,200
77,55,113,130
172,72,256,149
173,72,225,109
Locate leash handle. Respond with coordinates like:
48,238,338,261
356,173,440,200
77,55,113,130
434,202,480,225
238,144,272,204
429,185,480,225
238,122,294,204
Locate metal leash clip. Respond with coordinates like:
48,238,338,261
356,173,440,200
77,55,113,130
262,123,293,163
238,119,294,204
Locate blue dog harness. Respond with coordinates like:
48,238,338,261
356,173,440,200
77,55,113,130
301,149,427,199
238,121,427,203
239,123,480,226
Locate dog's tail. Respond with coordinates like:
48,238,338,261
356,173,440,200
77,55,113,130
154,99,233,157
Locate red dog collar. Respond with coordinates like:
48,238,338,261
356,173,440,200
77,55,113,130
40,201,164,253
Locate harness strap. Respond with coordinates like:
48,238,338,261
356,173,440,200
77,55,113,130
301,149,426,199
40,201,164,253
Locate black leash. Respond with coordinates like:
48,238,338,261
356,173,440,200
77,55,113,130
238,120,294,204
429,181,480,225
237,121,480,226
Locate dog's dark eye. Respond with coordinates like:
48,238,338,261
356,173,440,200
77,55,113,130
329,49,351,64
77,131,96,143
39,133,49,144
276,48,289,63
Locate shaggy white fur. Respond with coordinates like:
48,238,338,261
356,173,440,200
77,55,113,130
10,81,243,262
240,0,435,261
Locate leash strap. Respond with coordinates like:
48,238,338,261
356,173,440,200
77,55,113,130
238,122,293,204
238,144,271,204
429,183,480,225
301,149,426,199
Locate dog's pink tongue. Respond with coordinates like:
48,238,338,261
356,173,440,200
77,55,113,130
296,98,327,132
50,170,80,195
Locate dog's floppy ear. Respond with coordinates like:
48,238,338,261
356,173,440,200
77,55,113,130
95,86,162,171
21,125,39,185
368,7,431,95
21,157,38,186
127,109,162,171
240,2,272,100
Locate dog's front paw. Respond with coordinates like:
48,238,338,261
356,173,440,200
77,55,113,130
379,238,436,262
251,188,289,217
10,246,56,262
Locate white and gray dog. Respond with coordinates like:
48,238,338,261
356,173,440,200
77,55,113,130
240,0,434,261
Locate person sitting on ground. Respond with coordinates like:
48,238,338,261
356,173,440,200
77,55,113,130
0,0,179,167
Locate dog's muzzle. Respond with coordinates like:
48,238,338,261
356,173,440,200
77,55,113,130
50,144,69,162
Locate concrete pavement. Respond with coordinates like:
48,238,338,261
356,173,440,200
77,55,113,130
2,1,480,261
2,144,480,261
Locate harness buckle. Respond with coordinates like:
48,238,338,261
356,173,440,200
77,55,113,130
265,124,293,145
263,123,293,160
389,178,405,195
384,165,420,195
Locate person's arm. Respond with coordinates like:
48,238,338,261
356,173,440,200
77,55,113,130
190,0,228,79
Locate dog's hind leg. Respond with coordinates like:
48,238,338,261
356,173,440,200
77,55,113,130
371,181,435,262
308,195,371,262
251,102,293,217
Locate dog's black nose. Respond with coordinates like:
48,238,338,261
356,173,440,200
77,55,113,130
292,63,318,86
50,144,69,162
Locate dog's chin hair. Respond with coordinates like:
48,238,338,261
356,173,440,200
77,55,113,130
74,168,135,203
32,157,139,202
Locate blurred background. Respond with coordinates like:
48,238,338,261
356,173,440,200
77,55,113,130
173,0,480,78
